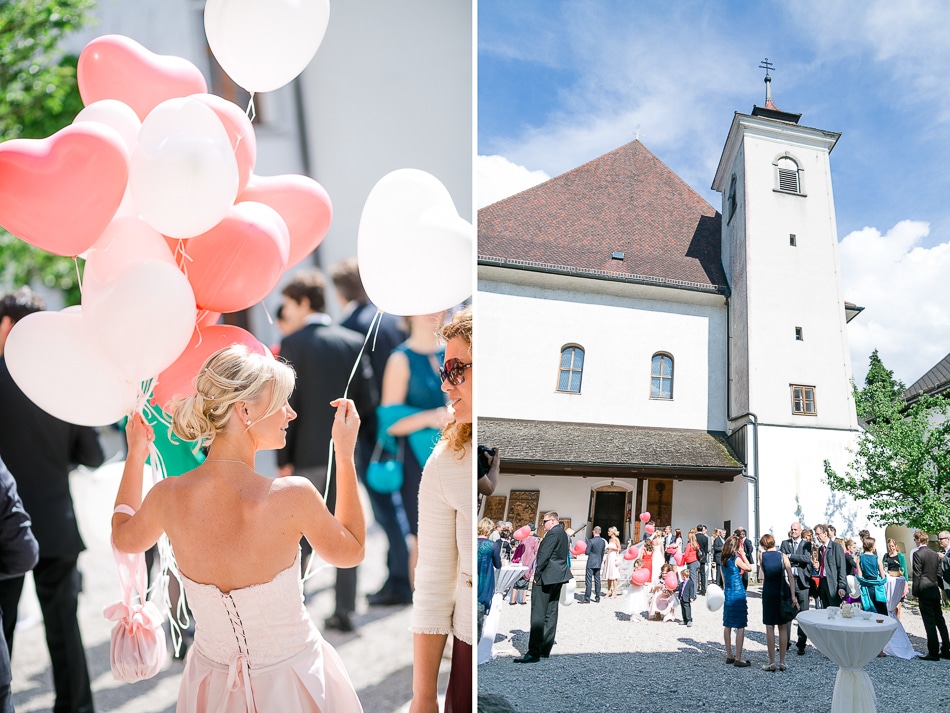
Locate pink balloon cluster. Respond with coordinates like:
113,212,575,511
645,524,656,535
0,34,330,425
571,541,588,557
623,546,640,561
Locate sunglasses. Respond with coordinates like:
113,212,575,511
439,357,471,386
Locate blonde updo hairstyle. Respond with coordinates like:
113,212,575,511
170,344,295,450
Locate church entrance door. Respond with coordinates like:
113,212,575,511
590,489,627,544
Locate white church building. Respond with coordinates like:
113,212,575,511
477,84,874,549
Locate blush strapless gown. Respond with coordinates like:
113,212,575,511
177,553,362,712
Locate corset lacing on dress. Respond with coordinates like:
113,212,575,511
222,592,256,713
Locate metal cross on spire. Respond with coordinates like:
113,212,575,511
759,58,775,105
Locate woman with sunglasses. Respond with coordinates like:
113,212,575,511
378,313,451,593
409,307,472,713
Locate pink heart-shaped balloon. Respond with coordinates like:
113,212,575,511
237,173,332,268
78,35,208,121
181,201,290,313
0,123,129,256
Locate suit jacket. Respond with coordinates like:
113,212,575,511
741,537,754,562
586,535,606,569
712,535,724,564
696,532,709,560
780,537,813,589
277,320,378,471
0,455,39,579
913,545,942,599
534,524,571,586
820,539,848,594
0,358,104,557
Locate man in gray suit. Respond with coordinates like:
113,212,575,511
583,526,606,603
514,511,571,663
780,521,813,655
814,524,847,607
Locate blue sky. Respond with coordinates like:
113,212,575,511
477,0,950,387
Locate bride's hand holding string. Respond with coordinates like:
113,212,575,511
330,398,360,457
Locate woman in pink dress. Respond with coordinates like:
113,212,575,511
113,345,365,712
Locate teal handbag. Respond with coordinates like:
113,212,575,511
366,438,404,494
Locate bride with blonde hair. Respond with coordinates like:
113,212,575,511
113,344,365,711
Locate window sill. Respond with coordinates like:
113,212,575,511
773,189,807,197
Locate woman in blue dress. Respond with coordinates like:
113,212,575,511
721,534,752,666
759,533,798,671
857,536,888,615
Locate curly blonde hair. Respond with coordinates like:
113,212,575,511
438,306,472,455
169,344,295,450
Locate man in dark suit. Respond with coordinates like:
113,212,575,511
695,524,709,595
0,287,105,713
780,521,813,655
330,259,411,606
814,523,847,607
514,511,571,663
583,526,606,603
277,270,378,632
912,530,950,660
736,527,754,589
713,528,725,587
0,453,39,713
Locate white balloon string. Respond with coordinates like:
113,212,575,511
74,257,83,297
245,93,257,123
306,310,383,584
260,300,274,327
130,386,189,656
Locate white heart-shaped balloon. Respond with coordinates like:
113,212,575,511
83,260,197,382
5,310,140,426
357,169,472,316
130,97,238,239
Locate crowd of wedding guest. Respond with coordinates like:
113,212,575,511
486,510,950,670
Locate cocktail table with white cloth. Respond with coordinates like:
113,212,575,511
796,608,898,713
477,565,527,665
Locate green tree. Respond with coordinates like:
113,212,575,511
824,350,950,532
0,0,96,304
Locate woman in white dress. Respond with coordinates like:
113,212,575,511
603,526,622,598
113,344,365,712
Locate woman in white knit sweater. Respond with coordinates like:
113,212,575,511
409,308,472,713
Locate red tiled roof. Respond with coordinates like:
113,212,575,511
478,140,727,292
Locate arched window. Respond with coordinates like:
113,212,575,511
557,345,584,393
650,353,673,399
775,156,801,193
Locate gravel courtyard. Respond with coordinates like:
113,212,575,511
479,582,950,713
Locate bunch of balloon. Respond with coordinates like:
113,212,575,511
0,25,332,425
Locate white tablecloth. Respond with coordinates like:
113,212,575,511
478,566,528,665
796,609,898,713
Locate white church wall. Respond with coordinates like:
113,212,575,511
754,425,884,546
477,271,728,432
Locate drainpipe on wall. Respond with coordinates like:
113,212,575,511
726,297,761,568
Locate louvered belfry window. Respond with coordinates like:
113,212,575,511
776,156,800,193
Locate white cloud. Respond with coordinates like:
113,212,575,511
839,220,950,386
477,155,549,208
